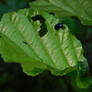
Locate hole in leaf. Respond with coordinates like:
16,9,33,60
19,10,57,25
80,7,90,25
32,15,48,37
23,41,28,45
49,12,55,16
0,54,4,63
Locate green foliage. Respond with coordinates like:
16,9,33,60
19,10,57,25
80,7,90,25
30,0,92,25
0,0,27,19
0,9,91,88
0,0,92,91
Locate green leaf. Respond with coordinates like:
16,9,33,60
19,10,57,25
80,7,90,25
0,9,91,88
0,0,27,19
30,0,92,25
76,60,92,88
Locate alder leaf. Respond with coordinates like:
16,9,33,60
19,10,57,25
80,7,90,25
0,9,91,88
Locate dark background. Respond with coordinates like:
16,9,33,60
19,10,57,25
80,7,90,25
0,0,92,92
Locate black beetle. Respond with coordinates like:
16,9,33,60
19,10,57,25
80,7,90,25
55,23,63,30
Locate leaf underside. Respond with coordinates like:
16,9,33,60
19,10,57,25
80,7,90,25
30,0,92,25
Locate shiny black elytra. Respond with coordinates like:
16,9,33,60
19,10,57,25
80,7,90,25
55,23,63,30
